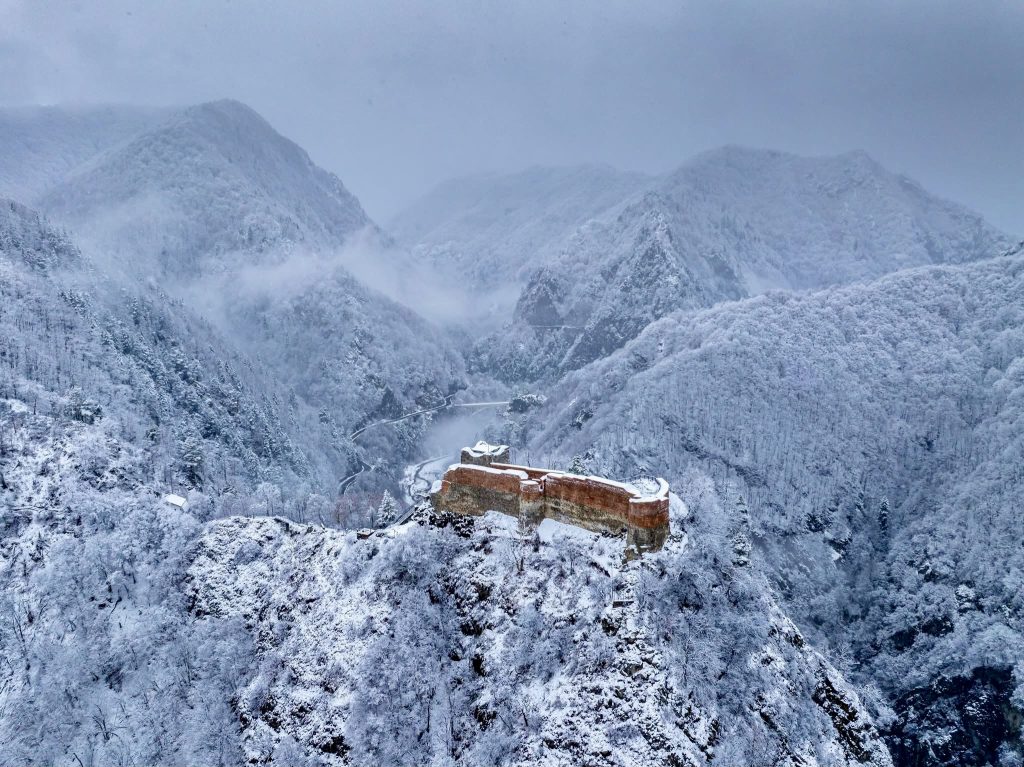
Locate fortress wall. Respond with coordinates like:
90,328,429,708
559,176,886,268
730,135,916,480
435,481,517,519
518,479,545,529
443,463,528,493
541,473,633,536
432,464,528,520
491,463,551,482
628,497,670,528
628,478,670,528
430,453,671,556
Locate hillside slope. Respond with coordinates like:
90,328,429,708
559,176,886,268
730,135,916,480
0,381,891,767
0,104,169,204
39,100,371,277
518,248,1024,765
188,497,892,766
0,197,343,494
7,102,469,487
473,148,1010,380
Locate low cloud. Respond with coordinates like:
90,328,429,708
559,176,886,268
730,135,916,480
196,226,521,330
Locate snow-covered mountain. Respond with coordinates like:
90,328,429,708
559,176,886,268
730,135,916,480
210,260,468,485
514,246,1024,765
4,95,1022,767
0,104,169,204
188,489,892,766
0,189,891,761
0,382,891,766
0,103,470,491
0,197,342,493
36,100,372,277
391,164,650,290
468,148,1011,380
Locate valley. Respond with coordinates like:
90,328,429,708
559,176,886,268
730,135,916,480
0,99,1020,766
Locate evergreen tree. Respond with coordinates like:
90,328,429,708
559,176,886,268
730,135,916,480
731,494,752,568
878,497,890,537
377,490,399,527
178,433,206,488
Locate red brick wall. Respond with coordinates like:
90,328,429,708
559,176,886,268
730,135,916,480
444,464,526,495
432,461,670,550
542,473,634,519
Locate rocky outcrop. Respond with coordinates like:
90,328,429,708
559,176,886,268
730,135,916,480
884,667,1020,767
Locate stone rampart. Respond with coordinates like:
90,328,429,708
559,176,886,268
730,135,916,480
430,447,670,557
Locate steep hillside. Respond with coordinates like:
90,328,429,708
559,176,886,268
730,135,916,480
517,248,1024,764
474,148,1010,381
0,104,168,204
10,102,469,486
0,396,259,767
0,197,351,496
0,381,891,767
5,98,1016,767
39,99,372,277
187,494,892,766
390,165,650,292
209,260,468,486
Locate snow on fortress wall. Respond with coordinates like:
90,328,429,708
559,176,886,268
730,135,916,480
430,443,670,557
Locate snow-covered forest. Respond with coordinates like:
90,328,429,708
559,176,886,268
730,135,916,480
1,6,1022,761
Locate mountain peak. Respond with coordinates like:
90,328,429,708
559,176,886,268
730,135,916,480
36,100,371,276
190,97,263,118
179,98,281,138
472,146,1009,380
679,144,888,178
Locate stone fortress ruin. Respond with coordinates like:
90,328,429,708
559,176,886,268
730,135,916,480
430,442,670,557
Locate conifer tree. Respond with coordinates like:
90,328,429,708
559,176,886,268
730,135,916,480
732,494,752,568
377,490,399,527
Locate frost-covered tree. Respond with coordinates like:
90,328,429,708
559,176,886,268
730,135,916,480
878,497,890,539
178,432,206,488
732,494,753,568
377,489,399,527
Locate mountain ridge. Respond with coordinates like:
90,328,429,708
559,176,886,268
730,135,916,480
38,99,373,277
464,146,1011,380
0,103,171,204
512,249,1024,765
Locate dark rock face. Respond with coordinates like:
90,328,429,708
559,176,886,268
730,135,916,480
884,667,1021,767
516,269,567,327
813,671,884,764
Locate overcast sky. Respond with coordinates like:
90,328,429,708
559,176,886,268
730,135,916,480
2,0,1021,232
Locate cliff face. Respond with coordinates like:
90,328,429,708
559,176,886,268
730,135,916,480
187,484,893,767
515,249,1024,766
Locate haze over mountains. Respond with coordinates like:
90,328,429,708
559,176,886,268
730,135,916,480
1,99,1020,766
0,100,466,498
436,146,1009,379
0,104,171,204
389,164,651,288
37,100,373,277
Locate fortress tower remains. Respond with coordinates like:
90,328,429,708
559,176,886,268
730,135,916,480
430,442,670,557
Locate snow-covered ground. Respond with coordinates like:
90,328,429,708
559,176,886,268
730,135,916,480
185,492,891,766
3,97,1021,765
